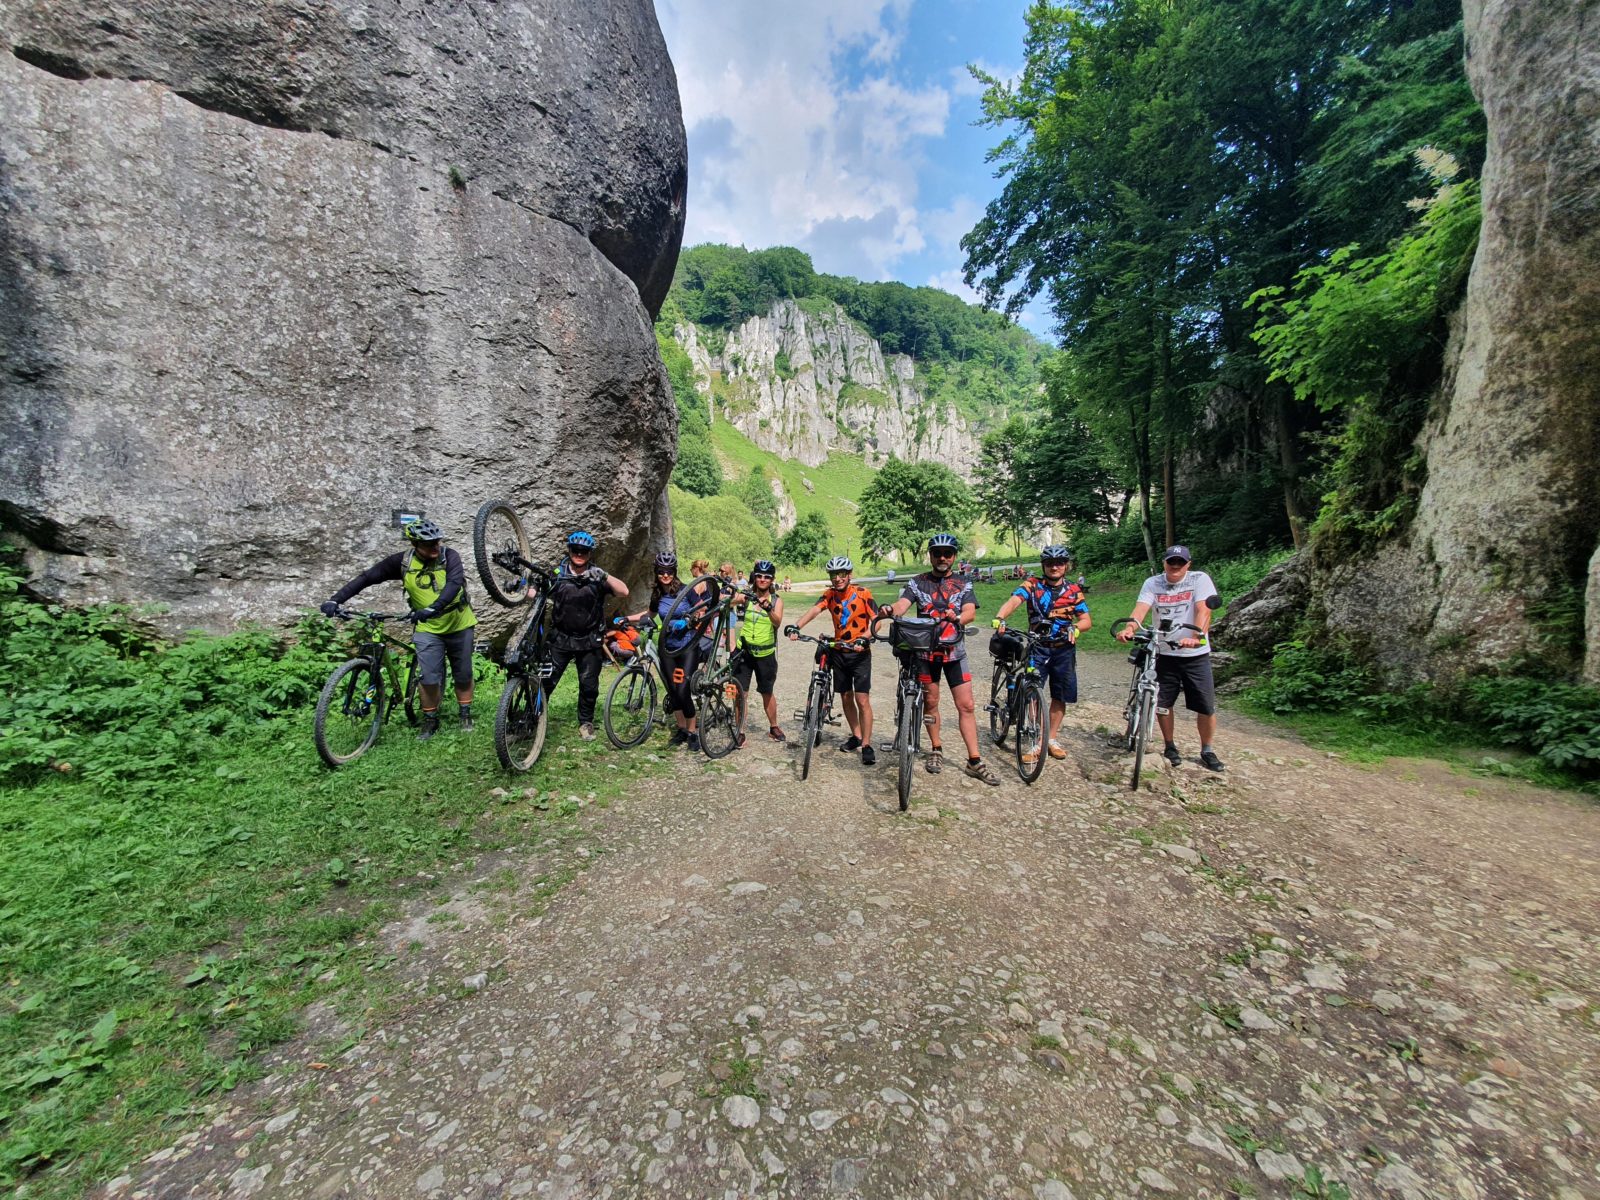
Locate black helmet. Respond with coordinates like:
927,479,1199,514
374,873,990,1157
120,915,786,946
404,519,444,543
752,559,776,577
928,533,959,552
654,550,677,570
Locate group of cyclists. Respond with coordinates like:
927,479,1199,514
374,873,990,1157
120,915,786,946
322,519,1224,776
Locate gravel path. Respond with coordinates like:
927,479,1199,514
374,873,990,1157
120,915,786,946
102,641,1600,1200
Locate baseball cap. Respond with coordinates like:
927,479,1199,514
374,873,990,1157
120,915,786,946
1163,545,1192,563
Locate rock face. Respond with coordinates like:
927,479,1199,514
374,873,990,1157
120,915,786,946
1238,0,1600,681
676,300,981,477
0,2,686,633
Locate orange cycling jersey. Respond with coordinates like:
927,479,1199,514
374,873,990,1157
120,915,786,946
822,584,875,643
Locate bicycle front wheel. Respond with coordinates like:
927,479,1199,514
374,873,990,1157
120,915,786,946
896,691,918,811
699,680,741,759
314,658,384,768
401,655,421,727
1130,689,1155,791
801,674,827,780
1014,680,1046,785
495,674,547,772
604,663,657,748
473,499,532,608
988,665,1012,745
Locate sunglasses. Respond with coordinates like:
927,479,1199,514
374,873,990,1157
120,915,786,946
753,574,774,581
930,549,955,559
1165,557,1189,566
568,546,591,555
1042,560,1068,568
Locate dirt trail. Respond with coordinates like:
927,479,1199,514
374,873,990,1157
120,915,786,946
103,642,1600,1200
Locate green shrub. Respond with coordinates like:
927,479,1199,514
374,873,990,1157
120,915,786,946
1469,677,1600,774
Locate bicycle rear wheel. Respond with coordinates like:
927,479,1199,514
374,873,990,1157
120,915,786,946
896,691,918,811
314,658,384,768
1014,680,1046,785
800,674,827,780
401,655,421,727
988,665,1012,745
604,663,657,748
1129,689,1155,791
473,499,532,608
699,679,741,759
495,674,547,772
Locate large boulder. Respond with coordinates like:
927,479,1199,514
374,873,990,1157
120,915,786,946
1314,0,1600,681
0,2,685,633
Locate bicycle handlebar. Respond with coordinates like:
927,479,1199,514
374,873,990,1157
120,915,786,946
330,608,410,623
785,626,869,652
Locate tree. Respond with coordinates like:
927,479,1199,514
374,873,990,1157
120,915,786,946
672,439,722,498
857,457,977,563
974,417,1037,558
774,511,832,567
734,466,779,535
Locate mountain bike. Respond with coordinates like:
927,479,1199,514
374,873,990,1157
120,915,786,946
472,498,559,772
602,616,661,748
663,575,744,759
986,621,1055,784
313,610,420,768
1112,608,1211,791
784,628,862,780
875,614,960,812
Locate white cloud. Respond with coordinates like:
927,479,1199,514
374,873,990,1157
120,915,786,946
658,0,947,279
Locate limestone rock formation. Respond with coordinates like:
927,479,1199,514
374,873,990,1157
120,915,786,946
676,300,981,477
0,1,686,633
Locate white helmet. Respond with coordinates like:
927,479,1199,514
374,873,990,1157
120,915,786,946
825,555,853,572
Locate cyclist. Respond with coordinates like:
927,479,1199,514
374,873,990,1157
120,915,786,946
881,534,1000,785
1115,544,1223,771
733,560,785,743
541,531,629,741
992,545,1091,764
320,518,476,741
787,555,876,766
642,552,710,750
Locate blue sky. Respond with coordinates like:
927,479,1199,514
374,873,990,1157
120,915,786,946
655,0,1052,337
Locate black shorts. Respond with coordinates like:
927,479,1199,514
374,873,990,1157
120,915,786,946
413,629,475,689
827,648,872,695
734,649,778,696
1156,653,1217,716
917,655,972,690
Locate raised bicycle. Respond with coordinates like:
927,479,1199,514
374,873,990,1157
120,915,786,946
602,616,662,749
985,621,1054,784
1112,597,1216,791
471,498,558,773
783,627,861,780
312,610,421,768
662,575,744,760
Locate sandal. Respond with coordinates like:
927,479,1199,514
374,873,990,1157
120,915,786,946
925,748,944,774
769,726,787,743
964,759,1002,787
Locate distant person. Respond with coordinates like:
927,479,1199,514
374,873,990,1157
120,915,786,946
541,531,629,741
885,567,897,583
321,519,476,741
1115,545,1223,771
788,555,877,766
992,545,1090,765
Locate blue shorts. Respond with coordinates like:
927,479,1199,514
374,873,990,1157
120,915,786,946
1030,643,1078,704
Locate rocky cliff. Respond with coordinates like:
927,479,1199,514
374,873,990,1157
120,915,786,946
0,0,687,633
1223,0,1600,683
676,300,981,477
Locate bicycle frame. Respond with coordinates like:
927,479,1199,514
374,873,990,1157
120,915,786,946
343,612,415,718
496,557,557,681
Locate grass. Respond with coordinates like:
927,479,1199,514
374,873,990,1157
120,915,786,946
0,661,665,1197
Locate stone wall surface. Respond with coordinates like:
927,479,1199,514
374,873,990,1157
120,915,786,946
0,2,685,634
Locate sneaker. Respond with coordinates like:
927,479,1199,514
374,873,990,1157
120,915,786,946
668,728,689,747
838,735,863,753
965,759,1002,786
1163,743,1182,767
861,744,876,767
1021,748,1039,765
1199,749,1226,772
578,722,596,742
925,749,944,774
458,704,474,733
417,712,440,742
686,732,701,752
769,726,787,743
1047,739,1067,760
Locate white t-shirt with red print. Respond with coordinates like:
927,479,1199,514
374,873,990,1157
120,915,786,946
1136,569,1219,659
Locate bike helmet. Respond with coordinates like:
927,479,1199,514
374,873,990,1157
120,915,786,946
404,519,444,543
566,530,596,551
1041,544,1073,564
928,533,959,552
752,559,776,577
653,550,678,570
825,555,853,573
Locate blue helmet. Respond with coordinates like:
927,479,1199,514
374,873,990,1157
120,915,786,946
928,533,959,552
566,530,596,550
404,519,444,543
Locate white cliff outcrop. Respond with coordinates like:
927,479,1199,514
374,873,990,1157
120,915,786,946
676,300,981,477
